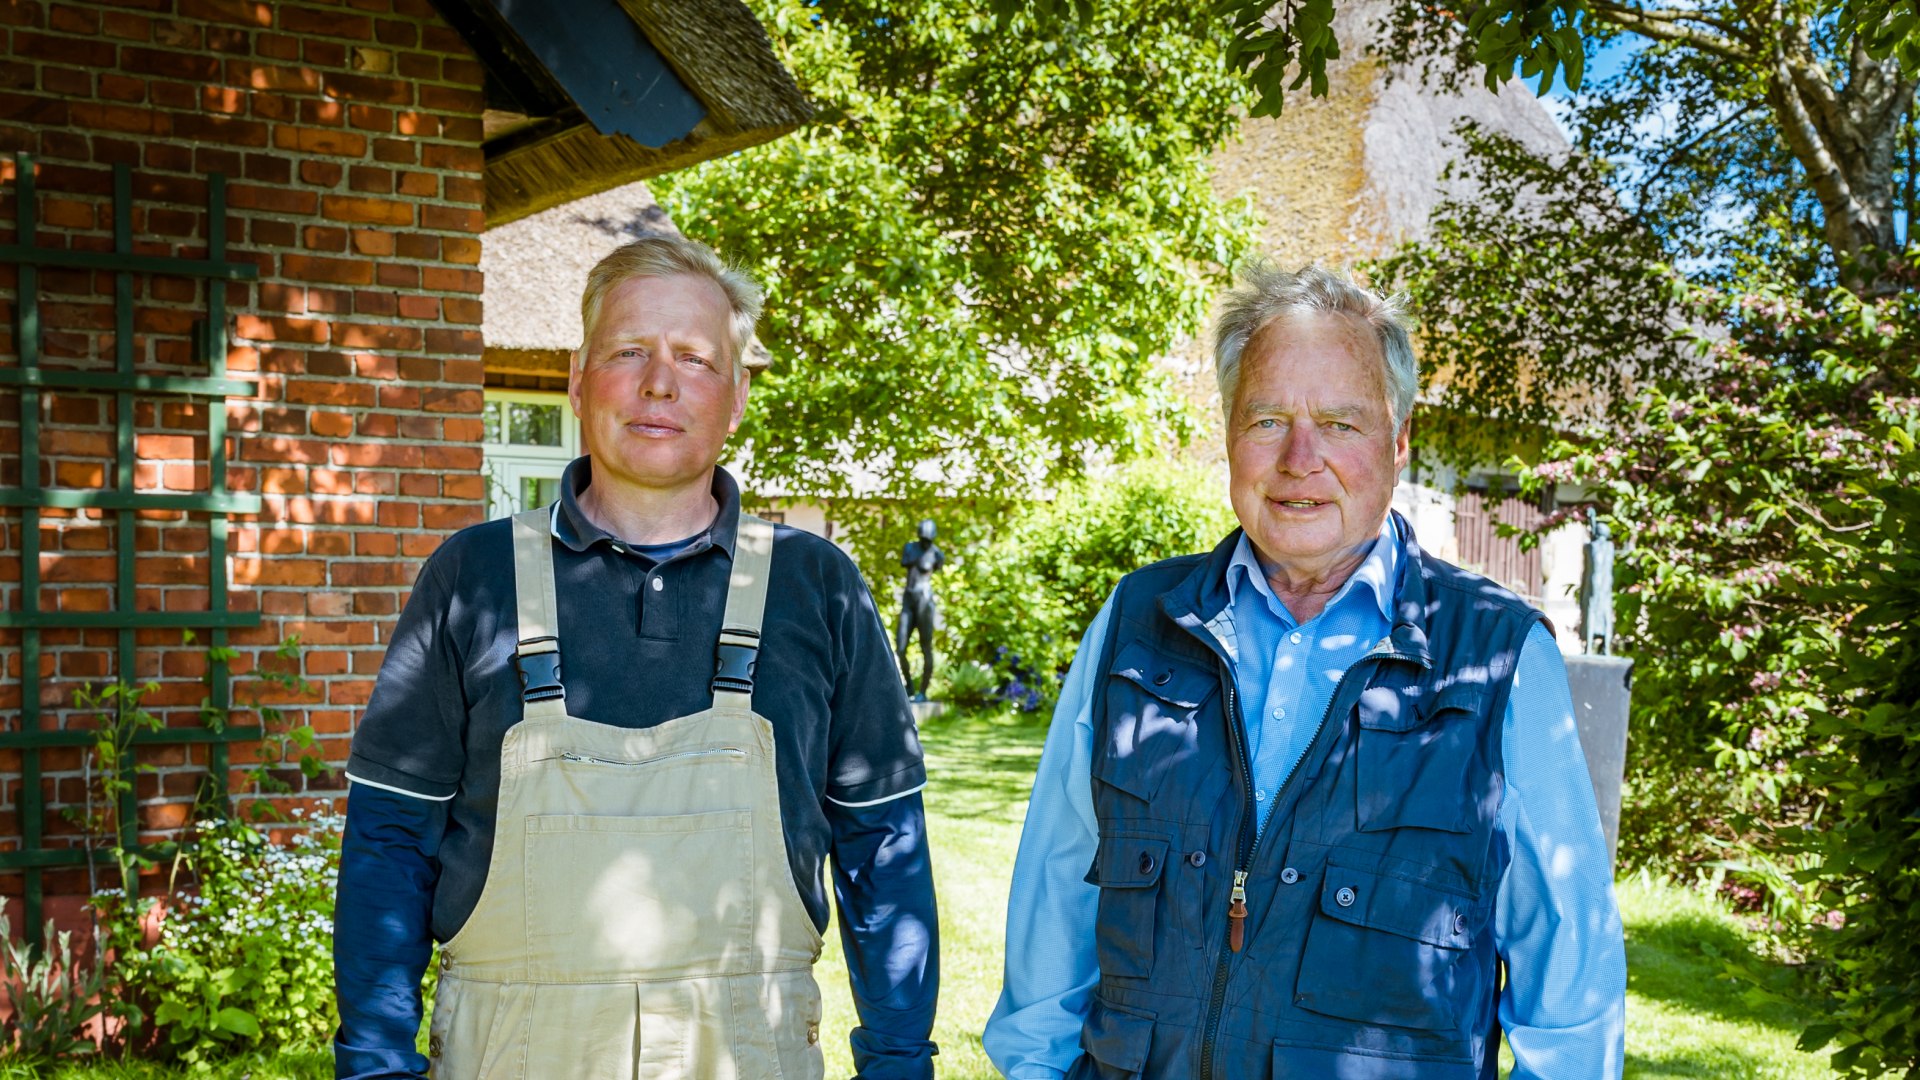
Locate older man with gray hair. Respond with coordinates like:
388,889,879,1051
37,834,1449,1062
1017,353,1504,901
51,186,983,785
984,262,1625,1078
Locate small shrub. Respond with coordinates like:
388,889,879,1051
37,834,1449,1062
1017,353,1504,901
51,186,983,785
0,915,120,1063
942,459,1237,708
935,660,1002,708
101,807,343,1066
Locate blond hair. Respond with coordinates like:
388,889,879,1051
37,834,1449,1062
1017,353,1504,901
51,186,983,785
578,234,767,376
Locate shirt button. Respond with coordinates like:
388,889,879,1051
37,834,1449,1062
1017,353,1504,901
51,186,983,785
1188,850,1207,868
651,577,664,592
1138,852,1156,875
1454,912,1468,935
1336,886,1357,908
1289,631,1303,645
1271,706,1285,719
1280,867,1299,884
1254,789,1266,802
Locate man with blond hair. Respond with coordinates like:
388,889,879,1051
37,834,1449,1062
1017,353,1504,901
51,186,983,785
984,263,1625,1078
334,234,939,1080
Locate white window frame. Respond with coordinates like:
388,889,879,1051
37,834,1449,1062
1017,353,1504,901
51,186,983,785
481,388,579,520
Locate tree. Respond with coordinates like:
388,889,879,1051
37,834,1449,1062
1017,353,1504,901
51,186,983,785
1215,0,1916,289
652,0,1259,566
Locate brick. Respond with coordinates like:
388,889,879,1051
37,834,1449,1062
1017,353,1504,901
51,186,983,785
347,165,391,193
421,266,481,294
15,31,115,68
347,103,392,133
442,176,484,206
121,47,221,82
236,314,328,345
420,142,482,173
444,297,482,325
244,152,294,184
442,235,480,264
308,530,350,555
49,5,102,34
374,18,417,46
330,561,410,587
286,379,375,407
300,98,345,127
320,194,412,226
302,225,348,252
97,73,146,102
273,125,366,157
395,294,436,320
281,7,371,39
324,71,409,105
281,253,372,286
330,441,420,468
398,472,436,498
395,232,437,260
68,101,162,135
333,322,419,350
350,228,394,256
302,39,346,68
426,328,483,355
374,262,417,288
171,113,269,147
230,184,318,215
421,204,482,233
419,83,482,115
371,136,414,164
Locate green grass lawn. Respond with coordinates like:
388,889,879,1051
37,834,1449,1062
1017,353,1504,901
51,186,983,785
21,709,1839,1079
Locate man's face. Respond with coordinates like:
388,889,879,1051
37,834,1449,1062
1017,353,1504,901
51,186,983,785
569,273,747,499
1225,313,1410,575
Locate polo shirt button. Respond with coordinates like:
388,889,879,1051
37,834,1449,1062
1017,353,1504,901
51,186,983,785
1138,852,1155,874
1280,867,1299,884
1271,706,1285,719
1188,850,1207,868
1336,886,1357,907
651,577,664,592
1254,789,1266,802
1289,631,1302,645
610,543,627,554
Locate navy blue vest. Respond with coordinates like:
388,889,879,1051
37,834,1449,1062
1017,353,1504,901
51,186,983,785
1073,514,1542,1079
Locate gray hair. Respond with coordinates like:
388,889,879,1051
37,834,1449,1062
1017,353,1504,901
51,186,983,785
1211,261,1418,428
578,233,767,376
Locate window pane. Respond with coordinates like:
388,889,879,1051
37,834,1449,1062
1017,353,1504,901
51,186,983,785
482,401,503,444
507,402,563,446
520,475,562,511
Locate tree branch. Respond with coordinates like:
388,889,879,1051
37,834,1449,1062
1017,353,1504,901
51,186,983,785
1588,0,1757,62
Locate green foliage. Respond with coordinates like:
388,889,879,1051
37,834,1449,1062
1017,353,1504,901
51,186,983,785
1367,123,1685,473
99,808,344,1067
933,660,1003,708
1794,454,1920,1073
0,916,122,1064
67,680,167,901
1517,270,1918,884
655,0,1258,533
940,460,1238,707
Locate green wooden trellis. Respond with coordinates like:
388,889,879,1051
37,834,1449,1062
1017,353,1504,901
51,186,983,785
1,152,265,948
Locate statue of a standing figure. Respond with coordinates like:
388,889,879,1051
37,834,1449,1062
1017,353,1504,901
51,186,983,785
1579,507,1616,654
896,519,945,702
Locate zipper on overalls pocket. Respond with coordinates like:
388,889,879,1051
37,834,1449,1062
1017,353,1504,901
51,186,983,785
557,747,746,767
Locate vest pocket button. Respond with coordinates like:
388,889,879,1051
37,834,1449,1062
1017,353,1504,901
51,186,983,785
1335,885,1356,907
1280,866,1299,884
1188,850,1206,867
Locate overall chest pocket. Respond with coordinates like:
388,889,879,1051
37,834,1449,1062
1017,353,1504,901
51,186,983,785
1083,833,1170,980
1294,861,1484,1036
1096,641,1215,805
1355,683,1488,833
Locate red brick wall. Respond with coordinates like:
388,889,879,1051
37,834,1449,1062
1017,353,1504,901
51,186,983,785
0,0,489,896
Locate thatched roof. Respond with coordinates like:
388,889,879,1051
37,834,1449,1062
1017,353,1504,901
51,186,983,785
432,0,811,229
1211,0,1568,269
481,180,771,379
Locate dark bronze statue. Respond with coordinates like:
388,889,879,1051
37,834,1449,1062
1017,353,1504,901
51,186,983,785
896,518,945,701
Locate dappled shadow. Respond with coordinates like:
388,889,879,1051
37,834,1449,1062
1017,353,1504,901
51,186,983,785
920,710,1048,824
1624,905,1814,1035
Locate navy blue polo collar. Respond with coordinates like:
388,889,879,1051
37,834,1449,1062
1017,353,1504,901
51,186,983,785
550,455,742,560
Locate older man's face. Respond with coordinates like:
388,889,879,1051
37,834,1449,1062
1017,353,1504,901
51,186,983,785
1226,314,1409,578
569,273,747,502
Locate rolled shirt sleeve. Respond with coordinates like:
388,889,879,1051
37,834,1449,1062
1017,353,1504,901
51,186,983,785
1497,623,1628,1078
983,595,1115,1079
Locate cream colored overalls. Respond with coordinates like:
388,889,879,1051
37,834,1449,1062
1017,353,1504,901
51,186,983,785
427,509,826,1080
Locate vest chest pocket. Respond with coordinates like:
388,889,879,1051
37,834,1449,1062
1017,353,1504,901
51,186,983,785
1354,683,1488,834
1083,833,1170,980
1294,861,1484,1034
1097,641,1214,804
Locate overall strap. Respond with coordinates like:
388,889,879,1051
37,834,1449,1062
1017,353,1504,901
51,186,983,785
712,513,775,712
511,508,569,721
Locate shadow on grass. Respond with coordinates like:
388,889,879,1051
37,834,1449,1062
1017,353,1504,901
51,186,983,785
1625,902,1817,1036
920,707,1050,824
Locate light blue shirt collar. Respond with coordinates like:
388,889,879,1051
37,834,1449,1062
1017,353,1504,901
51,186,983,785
1225,516,1399,629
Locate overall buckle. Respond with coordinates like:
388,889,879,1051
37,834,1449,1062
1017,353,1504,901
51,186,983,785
712,631,759,695
515,637,565,703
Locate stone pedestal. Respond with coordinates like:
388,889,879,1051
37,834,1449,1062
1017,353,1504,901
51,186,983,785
1563,653,1634,864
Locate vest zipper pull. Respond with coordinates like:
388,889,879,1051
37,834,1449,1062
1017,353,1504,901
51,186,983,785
1228,870,1249,953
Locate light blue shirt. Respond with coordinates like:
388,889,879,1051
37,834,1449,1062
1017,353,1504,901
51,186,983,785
983,522,1627,1079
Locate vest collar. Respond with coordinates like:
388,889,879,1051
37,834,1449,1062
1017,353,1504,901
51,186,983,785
1159,510,1434,671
